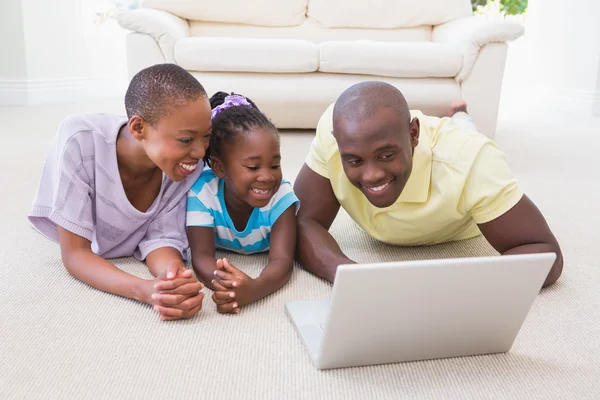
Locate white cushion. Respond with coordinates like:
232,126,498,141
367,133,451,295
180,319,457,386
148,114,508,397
308,0,472,29
189,72,460,129
188,20,432,43
142,0,308,27
319,41,463,78
174,38,319,73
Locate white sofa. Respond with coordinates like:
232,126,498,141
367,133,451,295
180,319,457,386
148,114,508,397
117,0,524,138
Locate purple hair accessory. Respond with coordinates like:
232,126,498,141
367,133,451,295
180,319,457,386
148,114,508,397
211,94,253,119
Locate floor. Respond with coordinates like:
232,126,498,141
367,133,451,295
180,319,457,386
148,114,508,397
2,43,600,398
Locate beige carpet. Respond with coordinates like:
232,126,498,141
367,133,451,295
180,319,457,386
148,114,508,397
1,103,600,399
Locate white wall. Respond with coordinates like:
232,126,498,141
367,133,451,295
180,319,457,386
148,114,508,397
523,0,600,115
0,0,27,79
0,0,28,104
20,0,86,81
0,0,129,106
594,54,600,116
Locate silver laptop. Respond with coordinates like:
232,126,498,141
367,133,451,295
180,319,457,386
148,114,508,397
286,253,556,370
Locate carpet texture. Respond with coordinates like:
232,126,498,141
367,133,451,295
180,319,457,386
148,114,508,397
1,104,599,399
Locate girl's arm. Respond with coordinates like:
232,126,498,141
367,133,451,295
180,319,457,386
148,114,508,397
254,206,296,297
211,207,296,312
187,226,219,290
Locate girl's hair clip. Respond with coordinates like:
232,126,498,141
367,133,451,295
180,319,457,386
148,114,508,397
211,94,252,119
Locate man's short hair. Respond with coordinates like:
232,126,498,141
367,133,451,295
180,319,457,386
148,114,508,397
333,81,411,126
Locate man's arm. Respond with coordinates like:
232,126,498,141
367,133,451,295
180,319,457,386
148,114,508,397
477,195,563,287
294,164,355,283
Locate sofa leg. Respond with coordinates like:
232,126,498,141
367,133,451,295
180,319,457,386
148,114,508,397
461,43,508,140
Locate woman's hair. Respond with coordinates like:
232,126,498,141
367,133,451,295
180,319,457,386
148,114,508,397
124,63,207,126
205,91,278,165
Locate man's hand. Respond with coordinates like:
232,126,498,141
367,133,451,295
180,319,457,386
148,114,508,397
150,260,205,320
211,258,257,314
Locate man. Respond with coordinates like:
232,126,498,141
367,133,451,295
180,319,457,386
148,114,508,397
294,81,562,287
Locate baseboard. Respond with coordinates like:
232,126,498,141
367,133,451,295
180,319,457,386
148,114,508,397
0,80,29,106
0,77,128,106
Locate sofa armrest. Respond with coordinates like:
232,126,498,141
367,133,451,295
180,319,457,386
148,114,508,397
432,16,524,82
117,9,189,63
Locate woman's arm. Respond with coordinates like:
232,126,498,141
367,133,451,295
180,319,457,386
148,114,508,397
59,227,204,320
146,247,190,278
57,226,155,304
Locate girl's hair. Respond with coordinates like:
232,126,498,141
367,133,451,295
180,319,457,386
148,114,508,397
205,91,278,165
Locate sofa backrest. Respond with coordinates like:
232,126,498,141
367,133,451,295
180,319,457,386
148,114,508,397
308,0,473,29
142,0,471,28
142,0,308,27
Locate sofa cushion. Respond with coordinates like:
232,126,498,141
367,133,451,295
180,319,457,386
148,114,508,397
143,0,307,27
319,41,463,78
308,0,472,29
188,20,432,43
174,38,319,73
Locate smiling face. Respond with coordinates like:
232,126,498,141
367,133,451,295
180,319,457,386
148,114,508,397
334,106,420,208
211,126,282,210
130,96,213,181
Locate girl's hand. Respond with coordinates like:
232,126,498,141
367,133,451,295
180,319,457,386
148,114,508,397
212,258,257,314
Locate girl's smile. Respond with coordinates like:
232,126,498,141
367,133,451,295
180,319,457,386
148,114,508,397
212,126,283,211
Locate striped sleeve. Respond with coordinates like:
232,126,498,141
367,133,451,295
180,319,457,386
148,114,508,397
268,180,300,226
185,171,215,228
186,169,220,227
186,190,214,227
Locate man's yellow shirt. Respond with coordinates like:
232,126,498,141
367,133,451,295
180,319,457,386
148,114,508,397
305,104,524,246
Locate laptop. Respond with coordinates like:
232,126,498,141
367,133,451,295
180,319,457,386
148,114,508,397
286,252,556,370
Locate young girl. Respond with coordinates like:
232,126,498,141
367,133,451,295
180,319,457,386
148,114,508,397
186,92,299,314
28,64,212,321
